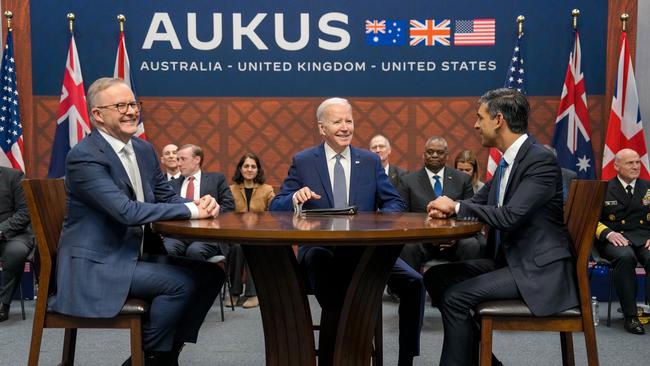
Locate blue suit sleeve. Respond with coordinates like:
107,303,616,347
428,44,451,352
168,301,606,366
270,156,302,211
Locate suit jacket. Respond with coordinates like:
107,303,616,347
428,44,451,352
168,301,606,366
230,183,275,212
387,164,408,188
596,178,650,247
270,143,405,213
0,167,31,240
50,130,192,318
170,172,235,213
457,137,578,316
398,167,474,213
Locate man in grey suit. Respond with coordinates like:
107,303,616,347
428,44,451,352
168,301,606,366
0,167,33,322
164,144,236,260
398,136,480,271
370,134,407,187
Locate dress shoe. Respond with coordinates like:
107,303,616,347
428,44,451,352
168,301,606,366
242,296,259,308
624,316,645,335
0,303,9,322
121,350,176,366
224,295,239,308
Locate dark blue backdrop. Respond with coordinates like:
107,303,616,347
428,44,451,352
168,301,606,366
30,0,607,97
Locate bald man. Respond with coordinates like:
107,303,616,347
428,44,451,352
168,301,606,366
160,144,181,180
595,148,650,335
369,134,407,188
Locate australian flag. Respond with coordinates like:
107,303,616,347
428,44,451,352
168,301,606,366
365,20,407,46
551,29,595,179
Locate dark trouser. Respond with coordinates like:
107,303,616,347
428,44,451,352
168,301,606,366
299,246,424,359
0,233,33,305
423,259,519,366
128,255,224,351
163,237,229,261
228,244,256,297
596,242,650,317
400,235,486,272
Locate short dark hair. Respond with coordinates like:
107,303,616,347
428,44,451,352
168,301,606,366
178,144,204,166
478,88,529,134
232,152,266,184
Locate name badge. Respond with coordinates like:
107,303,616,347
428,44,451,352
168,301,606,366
604,200,618,206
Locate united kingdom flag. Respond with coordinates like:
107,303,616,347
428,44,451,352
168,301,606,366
48,34,90,178
114,27,146,139
409,19,451,46
365,20,386,34
551,29,595,179
602,28,649,179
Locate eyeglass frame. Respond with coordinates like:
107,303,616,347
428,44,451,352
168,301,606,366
95,101,143,114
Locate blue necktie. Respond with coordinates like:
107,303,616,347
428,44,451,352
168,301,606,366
493,158,509,259
433,175,442,197
333,154,347,208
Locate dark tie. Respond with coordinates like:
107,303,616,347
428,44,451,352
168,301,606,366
184,176,195,199
493,158,509,259
626,185,633,199
433,175,442,197
333,154,347,208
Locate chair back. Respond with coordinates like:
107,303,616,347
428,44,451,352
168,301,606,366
563,180,607,317
22,179,66,295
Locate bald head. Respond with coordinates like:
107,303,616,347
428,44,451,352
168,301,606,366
614,148,641,183
369,134,392,166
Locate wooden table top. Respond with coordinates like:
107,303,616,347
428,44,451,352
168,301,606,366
153,211,482,246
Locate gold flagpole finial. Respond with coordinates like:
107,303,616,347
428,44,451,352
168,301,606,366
4,10,13,31
571,9,580,30
516,15,525,36
67,13,75,34
117,14,126,32
620,13,629,32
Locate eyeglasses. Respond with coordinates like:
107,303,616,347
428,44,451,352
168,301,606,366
96,101,142,114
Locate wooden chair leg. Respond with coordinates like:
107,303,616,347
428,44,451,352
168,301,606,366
27,316,45,366
583,321,600,366
372,313,383,366
130,317,144,366
479,317,493,366
62,328,77,365
560,332,575,366
219,283,225,322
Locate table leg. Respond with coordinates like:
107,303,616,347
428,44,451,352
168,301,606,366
242,245,316,366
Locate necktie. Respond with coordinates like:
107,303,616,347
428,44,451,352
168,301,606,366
333,154,347,208
493,158,509,259
433,175,442,197
626,185,633,199
121,145,144,202
185,176,195,200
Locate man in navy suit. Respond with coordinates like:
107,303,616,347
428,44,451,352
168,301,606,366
426,88,578,366
369,134,408,188
49,78,223,365
270,97,424,366
164,143,235,260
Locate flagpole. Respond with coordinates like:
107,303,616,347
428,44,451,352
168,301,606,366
67,13,75,34
117,14,125,32
5,10,12,31
620,13,628,32
572,9,580,30
517,15,524,36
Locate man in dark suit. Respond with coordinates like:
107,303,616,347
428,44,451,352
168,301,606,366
0,167,33,322
595,148,650,335
398,136,479,270
369,134,407,188
270,98,424,366
49,78,223,365
426,88,578,365
164,144,235,260
159,143,181,180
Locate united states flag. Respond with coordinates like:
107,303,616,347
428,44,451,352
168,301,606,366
0,29,24,172
454,19,496,46
486,33,525,180
409,19,451,46
602,29,649,180
551,30,595,179
114,29,146,139
48,34,90,178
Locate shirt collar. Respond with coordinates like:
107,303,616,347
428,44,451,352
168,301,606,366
425,166,445,179
501,134,528,167
617,176,636,190
324,143,351,162
98,129,132,155
187,170,202,181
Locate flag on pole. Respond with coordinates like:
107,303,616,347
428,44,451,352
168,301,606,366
551,29,596,179
48,34,90,178
602,29,649,180
0,29,25,172
486,33,525,180
114,28,146,139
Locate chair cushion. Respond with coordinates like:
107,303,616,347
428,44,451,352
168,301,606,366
476,300,581,317
120,298,149,315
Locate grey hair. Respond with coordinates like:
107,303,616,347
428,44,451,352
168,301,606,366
316,97,351,122
87,77,129,124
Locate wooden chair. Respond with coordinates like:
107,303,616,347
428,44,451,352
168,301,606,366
476,180,606,366
23,179,149,366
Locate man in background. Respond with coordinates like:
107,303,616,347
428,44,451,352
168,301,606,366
160,143,181,180
370,134,407,188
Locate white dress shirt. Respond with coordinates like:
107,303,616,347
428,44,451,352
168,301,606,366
425,166,445,194
180,170,202,201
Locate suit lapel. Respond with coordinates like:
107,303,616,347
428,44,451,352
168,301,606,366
441,167,455,197
200,173,208,197
416,168,436,198
349,146,362,206
91,131,135,199
132,138,154,202
315,144,334,207
502,137,534,204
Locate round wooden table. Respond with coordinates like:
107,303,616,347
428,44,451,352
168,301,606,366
154,212,481,366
